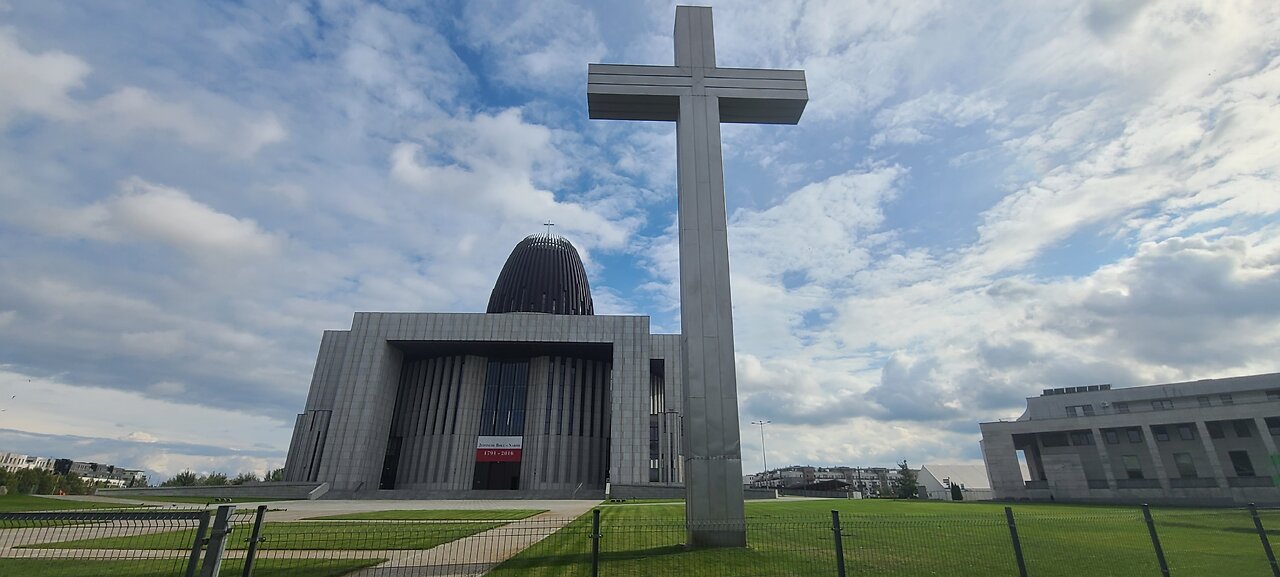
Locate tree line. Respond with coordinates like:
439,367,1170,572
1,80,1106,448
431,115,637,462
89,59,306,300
0,466,288,495
158,468,285,487
0,468,96,495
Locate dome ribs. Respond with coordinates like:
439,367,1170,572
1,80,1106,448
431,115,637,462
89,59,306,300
487,233,594,316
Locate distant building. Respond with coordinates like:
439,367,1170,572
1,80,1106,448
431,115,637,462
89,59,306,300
747,465,906,495
918,464,993,501
980,373,1280,505
54,460,148,487
0,452,55,473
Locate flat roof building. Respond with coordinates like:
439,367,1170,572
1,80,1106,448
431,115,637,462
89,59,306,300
283,233,685,498
1,452,54,473
52,459,147,487
980,373,1280,505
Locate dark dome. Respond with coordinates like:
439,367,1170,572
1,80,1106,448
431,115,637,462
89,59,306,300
487,233,594,315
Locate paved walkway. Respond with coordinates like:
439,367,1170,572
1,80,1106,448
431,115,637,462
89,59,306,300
3,499,599,576
346,512,588,577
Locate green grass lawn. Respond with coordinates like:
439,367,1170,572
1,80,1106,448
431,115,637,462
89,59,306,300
304,509,546,521
27,521,504,551
490,499,1280,577
0,494,145,512
0,557,384,577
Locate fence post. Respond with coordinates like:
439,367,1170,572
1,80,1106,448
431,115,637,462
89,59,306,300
998,509,1029,577
199,505,236,577
241,505,268,577
832,510,847,577
1248,503,1280,577
1142,504,1171,577
184,509,212,577
591,508,601,577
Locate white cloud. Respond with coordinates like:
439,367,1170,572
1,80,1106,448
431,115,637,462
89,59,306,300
460,0,606,91
871,89,1003,147
123,431,158,443
0,367,293,451
148,381,187,396
0,28,284,157
731,166,904,286
90,87,287,157
340,3,470,115
389,108,634,250
0,27,89,124
49,178,283,260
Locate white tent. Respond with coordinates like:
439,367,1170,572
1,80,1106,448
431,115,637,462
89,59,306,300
919,464,993,500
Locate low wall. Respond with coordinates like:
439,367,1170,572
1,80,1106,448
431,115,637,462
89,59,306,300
608,484,776,500
778,489,862,499
324,488,607,500
99,482,328,501
923,489,993,501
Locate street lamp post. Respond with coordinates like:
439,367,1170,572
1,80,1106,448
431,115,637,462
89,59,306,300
750,420,771,487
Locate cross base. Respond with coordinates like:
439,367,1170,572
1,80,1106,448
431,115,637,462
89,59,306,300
687,527,748,549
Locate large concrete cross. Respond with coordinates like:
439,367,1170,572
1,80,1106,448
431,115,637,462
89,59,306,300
587,5,807,548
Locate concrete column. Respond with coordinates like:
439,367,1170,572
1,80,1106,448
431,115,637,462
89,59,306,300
979,432,1025,499
1254,417,1278,478
1142,425,1171,492
1195,421,1229,488
1090,428,1117,489
1026,442,1045,481
676,66,747,547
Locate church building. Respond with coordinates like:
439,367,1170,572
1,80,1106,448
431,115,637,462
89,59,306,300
283,233,684,498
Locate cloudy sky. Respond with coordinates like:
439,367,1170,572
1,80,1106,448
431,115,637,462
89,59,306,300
1,0,1278,482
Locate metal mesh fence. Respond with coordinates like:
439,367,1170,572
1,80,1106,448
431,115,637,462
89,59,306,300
4,503,1280,576
596,519,833,577
1151,507,1277,577
839,513,1017,576
1015,508,1160,576
247,517,580,576
0,507,247,576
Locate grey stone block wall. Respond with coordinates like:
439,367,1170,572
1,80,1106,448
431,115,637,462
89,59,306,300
384,354,482,490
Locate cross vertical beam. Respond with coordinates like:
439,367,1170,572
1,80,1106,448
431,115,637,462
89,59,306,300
587,5,807,548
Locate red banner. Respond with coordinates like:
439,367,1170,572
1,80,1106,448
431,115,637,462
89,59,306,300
476,448,522,462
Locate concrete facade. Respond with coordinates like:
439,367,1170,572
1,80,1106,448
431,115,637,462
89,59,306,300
284,312,687,499
980,373,1280,505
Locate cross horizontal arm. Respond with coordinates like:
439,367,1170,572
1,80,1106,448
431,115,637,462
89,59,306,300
706,68,807,124
587,65,808,124
588,64,689,121
706,67,806,81
590,64,692,78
